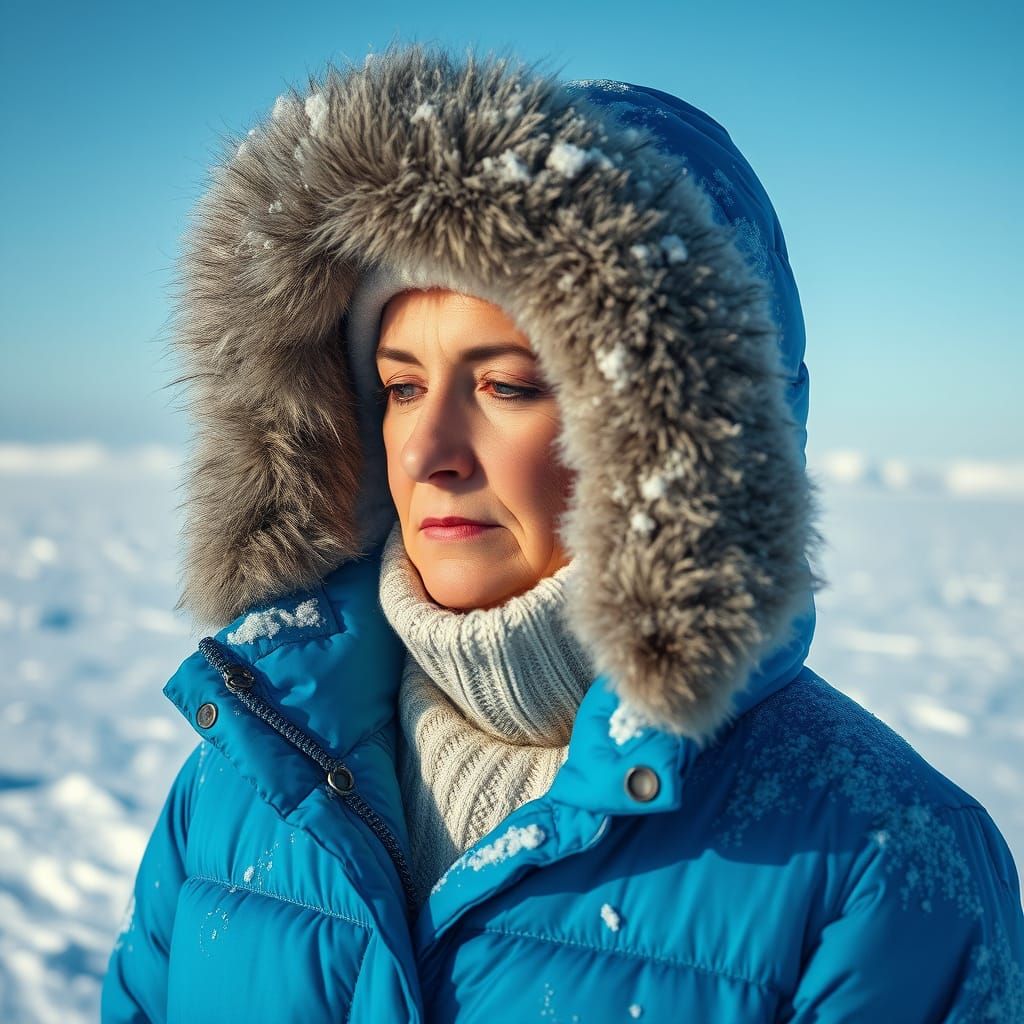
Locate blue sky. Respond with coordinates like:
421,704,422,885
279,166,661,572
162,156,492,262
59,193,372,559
1,0,1020,460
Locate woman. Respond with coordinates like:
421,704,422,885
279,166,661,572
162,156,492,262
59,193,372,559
101,42,1024,1022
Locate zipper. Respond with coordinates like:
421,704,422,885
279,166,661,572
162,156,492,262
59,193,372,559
197,635,418,919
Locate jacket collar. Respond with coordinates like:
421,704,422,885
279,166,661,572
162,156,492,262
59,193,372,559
163,547,407,819
163,544,815,822
549,586,817,815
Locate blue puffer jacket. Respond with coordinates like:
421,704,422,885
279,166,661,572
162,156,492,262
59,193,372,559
101,43,1024,1022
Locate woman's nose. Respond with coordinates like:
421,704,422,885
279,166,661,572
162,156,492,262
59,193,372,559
400,393,477,482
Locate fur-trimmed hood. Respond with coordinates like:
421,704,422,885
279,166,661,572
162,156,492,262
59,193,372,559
170,42,826,744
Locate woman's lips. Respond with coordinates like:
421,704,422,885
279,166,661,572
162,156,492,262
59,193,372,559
421,523,498,541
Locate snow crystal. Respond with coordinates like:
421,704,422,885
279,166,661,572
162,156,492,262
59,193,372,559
630,510,656,536
630,243,652,264
112,892,136,954
629,1006,643,1019
239,841,281,888
876,800,984,917
268,200,283,214
599,902,621,931
431,823,546,894
557,272,575,292
611,480,631,506
541,981,556,1019
660,234,689,264
547,141,589,179
567,78,632,94
689,676,989,920
959,920,1024,1021
200,906,230,956
708,168,737,209
113,892,134,952
639,471,668,501
609,699,652,745
235,141,249,159
481,149,532,185
411,101,436,124
225,598,323,644
463,823,546,870
731,217,770,281
304,92,329,140
198,740,209,786
545,142,615,180
234,229,267,258
271,94,296,121
595,343,630,392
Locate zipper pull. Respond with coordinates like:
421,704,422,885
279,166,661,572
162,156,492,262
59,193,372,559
224,665,255,691
198,636,256,691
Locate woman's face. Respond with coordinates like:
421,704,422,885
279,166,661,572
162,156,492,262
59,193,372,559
376,288,575,611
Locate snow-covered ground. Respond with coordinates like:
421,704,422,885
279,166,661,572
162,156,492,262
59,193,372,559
1,441,1021,1022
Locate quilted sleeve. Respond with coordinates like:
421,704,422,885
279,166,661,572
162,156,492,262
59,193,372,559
780,803,1024,1022
100,740,203,1024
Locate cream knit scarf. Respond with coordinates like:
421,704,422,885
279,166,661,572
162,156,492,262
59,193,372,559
377,520,594,910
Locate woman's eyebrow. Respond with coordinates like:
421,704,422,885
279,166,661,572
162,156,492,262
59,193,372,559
375,342,537,365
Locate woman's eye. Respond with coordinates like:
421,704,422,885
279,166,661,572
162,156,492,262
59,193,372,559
380,380,543,405
382,382,419,404
489,381,542,401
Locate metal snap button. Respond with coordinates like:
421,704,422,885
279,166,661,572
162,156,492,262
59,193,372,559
196,702,218,729
327,766,354,795
624,765,660,803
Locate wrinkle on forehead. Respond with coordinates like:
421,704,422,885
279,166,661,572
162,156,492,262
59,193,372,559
376,288,536,364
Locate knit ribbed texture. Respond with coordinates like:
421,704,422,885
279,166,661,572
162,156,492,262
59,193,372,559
377,520,594,909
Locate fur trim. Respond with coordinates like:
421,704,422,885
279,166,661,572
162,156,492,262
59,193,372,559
169,41,826,742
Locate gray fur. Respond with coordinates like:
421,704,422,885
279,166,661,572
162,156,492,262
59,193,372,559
169,41,827,744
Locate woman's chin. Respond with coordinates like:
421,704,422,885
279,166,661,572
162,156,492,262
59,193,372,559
415,558,534,612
